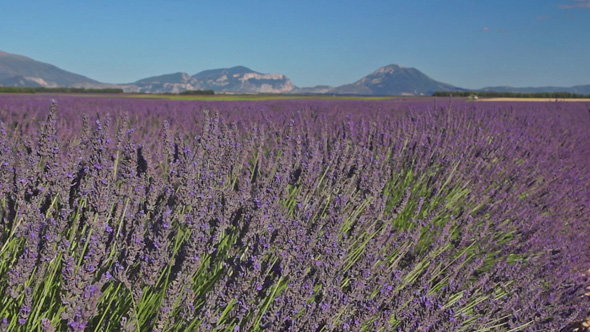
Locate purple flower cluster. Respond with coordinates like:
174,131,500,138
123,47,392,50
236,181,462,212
0,95,588,331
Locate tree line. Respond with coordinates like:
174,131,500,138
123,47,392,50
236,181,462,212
0,87,216,95
179,89,215,95
432,91,590,98
0,86,125,94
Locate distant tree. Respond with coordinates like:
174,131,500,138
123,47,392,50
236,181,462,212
0,86,36,93
432,90,589,99
179,90,215,95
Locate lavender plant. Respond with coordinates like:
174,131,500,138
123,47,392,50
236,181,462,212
0,95,588,331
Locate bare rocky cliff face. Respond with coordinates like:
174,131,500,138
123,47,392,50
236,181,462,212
123,72,202,94
192,66,295,94
123,67,296,94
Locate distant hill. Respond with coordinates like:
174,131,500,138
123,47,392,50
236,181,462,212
2,50,589,96
479,85,590,95
0,52,295,94
127,72,201,94
292,85,335,94
328,64,461,96
126,66,295,94
0,50,101,87
193,66,295,93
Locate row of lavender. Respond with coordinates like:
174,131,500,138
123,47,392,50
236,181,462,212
0,95,589,331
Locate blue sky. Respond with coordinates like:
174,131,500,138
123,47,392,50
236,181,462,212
2,0,589,89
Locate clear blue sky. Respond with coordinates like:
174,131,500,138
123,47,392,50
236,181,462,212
2,0,589,89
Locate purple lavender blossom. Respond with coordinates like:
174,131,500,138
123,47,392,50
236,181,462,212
0,96,587,331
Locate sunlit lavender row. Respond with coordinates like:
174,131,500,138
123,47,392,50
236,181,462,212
0,95,589,331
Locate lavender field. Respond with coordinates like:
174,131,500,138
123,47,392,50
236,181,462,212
0,95,589,331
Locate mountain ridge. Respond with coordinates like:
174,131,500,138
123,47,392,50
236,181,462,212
0,51,101,87
193,66,295,93
2,50,590,95
327,64,460,96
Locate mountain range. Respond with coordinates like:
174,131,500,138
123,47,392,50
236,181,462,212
124,66,295,94
1,50,589,96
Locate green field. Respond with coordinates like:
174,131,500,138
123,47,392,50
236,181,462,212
117,93,399,101
0,91,400,101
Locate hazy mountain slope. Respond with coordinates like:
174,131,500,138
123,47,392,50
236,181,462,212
2,50,589,95
330,64,460,96
0,50,100,87
127,72,201,93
